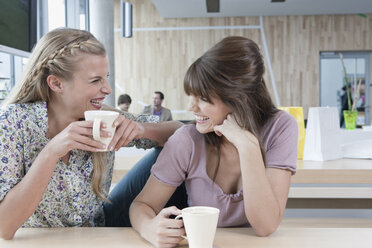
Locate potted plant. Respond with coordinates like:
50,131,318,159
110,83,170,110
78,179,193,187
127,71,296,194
339,52,361,130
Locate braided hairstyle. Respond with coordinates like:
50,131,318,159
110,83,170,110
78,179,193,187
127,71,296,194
4,28,109,201
5,27,106,105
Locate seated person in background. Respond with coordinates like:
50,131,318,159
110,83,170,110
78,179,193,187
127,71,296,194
339,85,352,128
117,93,132,112
130,36,298,246
142,91,173,121
0,28,183,240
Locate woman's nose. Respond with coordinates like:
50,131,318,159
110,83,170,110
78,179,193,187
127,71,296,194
102,79,112,94
187,96,197,111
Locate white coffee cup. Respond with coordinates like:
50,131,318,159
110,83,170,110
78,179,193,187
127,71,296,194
84,110,119,152
175,206,220,248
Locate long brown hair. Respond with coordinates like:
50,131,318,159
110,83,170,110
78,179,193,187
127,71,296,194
3,28,109,200
184,36,277,177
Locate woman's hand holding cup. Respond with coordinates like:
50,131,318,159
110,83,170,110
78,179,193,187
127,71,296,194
108,115,145,151
84,110,119,152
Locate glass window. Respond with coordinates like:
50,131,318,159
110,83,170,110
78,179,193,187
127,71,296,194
48,0,66,31
320,52,371,127
14,56,28,86
79,0,89,30
0,52,12,102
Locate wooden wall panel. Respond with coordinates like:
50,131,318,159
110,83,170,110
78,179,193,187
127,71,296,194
265,15,372,118
113,0,372,120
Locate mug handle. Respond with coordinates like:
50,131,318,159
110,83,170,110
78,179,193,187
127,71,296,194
175,215,187,239
93,118,101,140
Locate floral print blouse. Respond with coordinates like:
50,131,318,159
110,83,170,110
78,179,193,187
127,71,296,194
0,102,158,227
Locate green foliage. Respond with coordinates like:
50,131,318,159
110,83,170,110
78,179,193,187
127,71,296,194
0,80,11,100
338,53,352,111
358,13,372,22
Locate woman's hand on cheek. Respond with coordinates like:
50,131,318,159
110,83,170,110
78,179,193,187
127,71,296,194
214,114,241,142
108,115,145,151
214,114,259,148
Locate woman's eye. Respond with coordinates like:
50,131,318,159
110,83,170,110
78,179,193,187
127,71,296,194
92,79,101,83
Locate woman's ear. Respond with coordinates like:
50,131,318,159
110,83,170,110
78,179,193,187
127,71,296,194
47,75,64,93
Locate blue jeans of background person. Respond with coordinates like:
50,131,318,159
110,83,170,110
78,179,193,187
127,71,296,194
104,147,188,226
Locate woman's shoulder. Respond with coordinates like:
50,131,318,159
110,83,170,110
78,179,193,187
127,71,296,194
261,110,298,144
1,101,46,115
265,110,297,132
165,124,203,148
0,102,47,126
261,110,298,150
0,103,24,121
174,124,201,139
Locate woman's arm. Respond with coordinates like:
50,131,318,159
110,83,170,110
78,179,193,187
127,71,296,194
0,148,59,239
140,121,183,146
238,145,291,236
130,176,185,248
0,121,106,239
214,114,293,236
109,116,183,151
101,104,183,149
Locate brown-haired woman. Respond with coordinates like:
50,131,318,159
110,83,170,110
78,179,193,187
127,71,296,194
130,36,298,247
0,27,182,239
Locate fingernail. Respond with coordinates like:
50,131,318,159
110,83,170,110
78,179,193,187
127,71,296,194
102,144,106,149
114,121,119,127
102,123,107,128
109,146,114,151
107,132,112,137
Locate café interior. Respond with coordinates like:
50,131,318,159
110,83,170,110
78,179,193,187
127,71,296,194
1,0,372,247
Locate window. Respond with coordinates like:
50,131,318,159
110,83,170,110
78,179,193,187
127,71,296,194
0,52,11,103
79,0,89,30
320,52,371,127
0,0,90,103
0,52,29,104
48,0,66,30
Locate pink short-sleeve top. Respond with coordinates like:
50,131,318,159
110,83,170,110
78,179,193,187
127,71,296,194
151,110,298,227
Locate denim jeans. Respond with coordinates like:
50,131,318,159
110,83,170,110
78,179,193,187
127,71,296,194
104,147,188,226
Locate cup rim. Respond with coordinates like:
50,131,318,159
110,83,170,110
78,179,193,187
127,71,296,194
182,206,220,215
84,110,120,116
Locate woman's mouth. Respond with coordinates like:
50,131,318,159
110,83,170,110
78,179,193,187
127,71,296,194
90,98,104,109
195,115,210,124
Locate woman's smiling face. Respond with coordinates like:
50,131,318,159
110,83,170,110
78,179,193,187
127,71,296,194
59,54,111,119
187,95,230,134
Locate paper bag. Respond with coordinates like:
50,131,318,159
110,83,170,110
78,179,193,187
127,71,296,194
303,107,342,161
279,107,306,159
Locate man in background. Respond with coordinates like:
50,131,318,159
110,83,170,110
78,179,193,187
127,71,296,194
118,94,132,112
141,91,172,121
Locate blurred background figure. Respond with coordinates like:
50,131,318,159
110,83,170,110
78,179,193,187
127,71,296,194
117,94,132,112
141,91,172,121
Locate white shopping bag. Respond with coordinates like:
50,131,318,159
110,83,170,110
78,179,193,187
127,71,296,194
303,107,342,161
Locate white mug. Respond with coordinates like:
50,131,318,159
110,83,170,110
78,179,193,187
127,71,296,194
84,110,119,152
175,206,220,248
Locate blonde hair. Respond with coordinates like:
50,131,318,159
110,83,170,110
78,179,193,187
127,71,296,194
3,28,109,201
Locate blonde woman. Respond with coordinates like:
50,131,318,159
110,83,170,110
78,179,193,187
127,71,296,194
0,28,182,239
